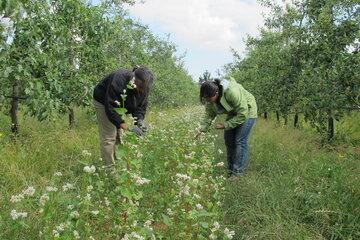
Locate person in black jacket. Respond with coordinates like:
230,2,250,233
93,66,154,167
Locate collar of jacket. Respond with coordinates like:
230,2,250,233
219,79,232,111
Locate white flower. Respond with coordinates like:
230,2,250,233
84,193,92,201
54,172,62,176
39,194,49,206
10,194,24,203
70,211,80,219
216,162,225,167
56,223,65,232
134,175,151,185
83,165,96,174
180,185,190,196
114,100,121,106
89,236,95,240
73,230,80,239
10,209,27,220
87,185,94,192
22,186,35,196
218,149,223,154
213,221,220,230
196,204,204,210
91,210,99,215
224,228,235,239
176,173,191,181
73,34,83,43
46,186,58,192
62,183,75,192
53,230,60,238
209,233,217,239
104,197,110,207
67,205,75,210
73,58,80,70
82,150,92,157
166,208,174,216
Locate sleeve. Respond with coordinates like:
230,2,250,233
223,88,248,130
132,97,148,123
200,104,217,132
104,74,127,129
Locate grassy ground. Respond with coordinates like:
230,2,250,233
0,108,359,239
222,118,360,239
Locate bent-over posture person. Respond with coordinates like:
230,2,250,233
93,66,154,167
199,77,257,177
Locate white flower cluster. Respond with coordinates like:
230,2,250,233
83,165,96,173
10,209,28,220
62,183,75,192
82,150,92,157
133,174,151,186
121,232,145,240
224,227,235,239
39,194,49,206
10,186,36,203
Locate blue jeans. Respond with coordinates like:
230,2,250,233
224,118,256,175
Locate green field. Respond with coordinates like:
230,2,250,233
1,107,359,239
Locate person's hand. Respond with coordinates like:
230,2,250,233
215,123,225,129
120,123,128,130
129,125,144,137
136,119,149,132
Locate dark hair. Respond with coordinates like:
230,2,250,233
133,66,155,96
199,78,221,104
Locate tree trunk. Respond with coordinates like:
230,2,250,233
328,111,334,141
284,115,288,125
276,111,280,122
294,114,299,128
69,107,75,128
10,80,19,134
264,112,268,120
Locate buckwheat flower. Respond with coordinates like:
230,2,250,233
67,205,74,210
134,175,151,185
73,230,80,239
91,210,99,215
10,209,27,220
176,173,191,181
83,165,96,174
39,194,49,206
54,172,62,177
84,193,92,201
56,223,66,232
131,232,144,240
166,208,174,216
216,162,225,167
62,183,75,192
10,194,24,203
224,228,235,239
53,230,60,238
196,204,204,210
218,149,223,154
104,197,110,207
179,185,190,196
87,185,94,192
70,211,80,219
23,186,35,196
82,150,92,157
213,221,220,230
144,220,152,228
46,186,58,192
209,233,217,239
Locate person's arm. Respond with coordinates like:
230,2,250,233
104,74,128,129
200,103,217,132
223,88,248,130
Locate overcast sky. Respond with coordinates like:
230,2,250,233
124,0,269,80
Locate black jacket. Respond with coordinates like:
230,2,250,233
93,69,148,129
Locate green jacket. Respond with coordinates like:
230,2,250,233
200,78,257,131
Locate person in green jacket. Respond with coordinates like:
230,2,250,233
199,77,257,177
